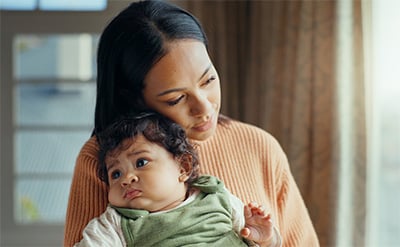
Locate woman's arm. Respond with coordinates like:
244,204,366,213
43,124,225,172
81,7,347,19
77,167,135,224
225,121,319,246
64,137,108,247
270,137,319,247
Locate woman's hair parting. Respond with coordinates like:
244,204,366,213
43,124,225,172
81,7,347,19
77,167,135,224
96,112,200,185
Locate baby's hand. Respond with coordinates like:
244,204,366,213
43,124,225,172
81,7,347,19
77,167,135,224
240,202,274,247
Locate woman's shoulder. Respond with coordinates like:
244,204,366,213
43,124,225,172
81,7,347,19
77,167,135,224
213,119,288,160
224,119,268,132
217,119,279,145
76,135,100,161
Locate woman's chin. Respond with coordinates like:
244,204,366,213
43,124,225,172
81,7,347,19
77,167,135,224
188,126,216,141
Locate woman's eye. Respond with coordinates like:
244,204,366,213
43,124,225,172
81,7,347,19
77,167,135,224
202,76,216,86
136,158,149,168
166,95,184,106
110,170,122,180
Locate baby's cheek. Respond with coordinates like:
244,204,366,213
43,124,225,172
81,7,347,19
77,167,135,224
108,187,121,206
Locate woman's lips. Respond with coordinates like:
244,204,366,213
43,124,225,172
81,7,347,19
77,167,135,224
123,189,141,200
193,115,214,132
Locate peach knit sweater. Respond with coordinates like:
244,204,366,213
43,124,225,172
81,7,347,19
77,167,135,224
64,120,319,246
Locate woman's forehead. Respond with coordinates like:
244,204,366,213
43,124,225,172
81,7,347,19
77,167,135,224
144,40,211,89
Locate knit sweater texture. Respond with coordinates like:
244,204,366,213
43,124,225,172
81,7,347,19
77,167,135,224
64,120,319,247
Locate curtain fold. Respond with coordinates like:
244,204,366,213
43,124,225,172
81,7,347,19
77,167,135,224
335,1,367,246
174,1,367,246
243,2,340,245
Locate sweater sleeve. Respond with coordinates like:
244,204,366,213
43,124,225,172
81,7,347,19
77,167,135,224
269,137,319,247
64,137,108,247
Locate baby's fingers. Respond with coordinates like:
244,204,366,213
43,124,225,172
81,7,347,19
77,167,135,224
247,202,270,217
244,204,253,219
240,227,251,238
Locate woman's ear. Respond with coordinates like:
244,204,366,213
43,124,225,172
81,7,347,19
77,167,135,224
178,154,193,182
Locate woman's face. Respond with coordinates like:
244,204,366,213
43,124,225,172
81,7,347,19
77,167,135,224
143,40,221,141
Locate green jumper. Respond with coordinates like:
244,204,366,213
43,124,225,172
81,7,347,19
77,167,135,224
113,175,249,247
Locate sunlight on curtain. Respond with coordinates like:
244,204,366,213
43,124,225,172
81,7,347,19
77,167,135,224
336,0,368,245
367,0,400,246
336,0,355,245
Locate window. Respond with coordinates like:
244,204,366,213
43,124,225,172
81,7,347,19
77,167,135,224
367,0,400,246
1,34,98,245
13,35,98,224
0,2,131,245
0,0,106,11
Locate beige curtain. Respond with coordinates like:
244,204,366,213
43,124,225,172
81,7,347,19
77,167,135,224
175,1,367,246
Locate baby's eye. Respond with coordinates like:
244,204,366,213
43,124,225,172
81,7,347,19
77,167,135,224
136,158,149,168
110,170,122,180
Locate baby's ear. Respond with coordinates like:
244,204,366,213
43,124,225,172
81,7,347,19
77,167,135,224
178,154,193,182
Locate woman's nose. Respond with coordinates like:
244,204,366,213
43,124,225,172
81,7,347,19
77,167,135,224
121,172,138,187
190,92,212,117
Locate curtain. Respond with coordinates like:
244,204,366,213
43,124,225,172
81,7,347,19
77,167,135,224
174,1,367,246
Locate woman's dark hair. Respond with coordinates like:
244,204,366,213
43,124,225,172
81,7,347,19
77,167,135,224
96,112,200,186
94,0,208,136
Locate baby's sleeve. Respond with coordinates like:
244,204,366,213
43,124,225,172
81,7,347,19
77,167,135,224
227,190,246,233
74,206,126,247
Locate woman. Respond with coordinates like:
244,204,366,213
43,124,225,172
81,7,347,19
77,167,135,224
64,1,319,246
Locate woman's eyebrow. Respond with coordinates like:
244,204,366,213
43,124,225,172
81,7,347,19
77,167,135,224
157,87,186,97
198,63,212,82
156,63,212,97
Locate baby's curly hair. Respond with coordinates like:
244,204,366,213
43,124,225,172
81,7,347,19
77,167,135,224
96,112,200,186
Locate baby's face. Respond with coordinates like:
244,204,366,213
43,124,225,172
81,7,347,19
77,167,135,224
106,134,188,212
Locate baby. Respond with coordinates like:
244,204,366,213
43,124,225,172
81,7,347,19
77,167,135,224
75,112,282,247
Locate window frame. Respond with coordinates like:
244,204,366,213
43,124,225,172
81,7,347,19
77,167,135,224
0,2,130,245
